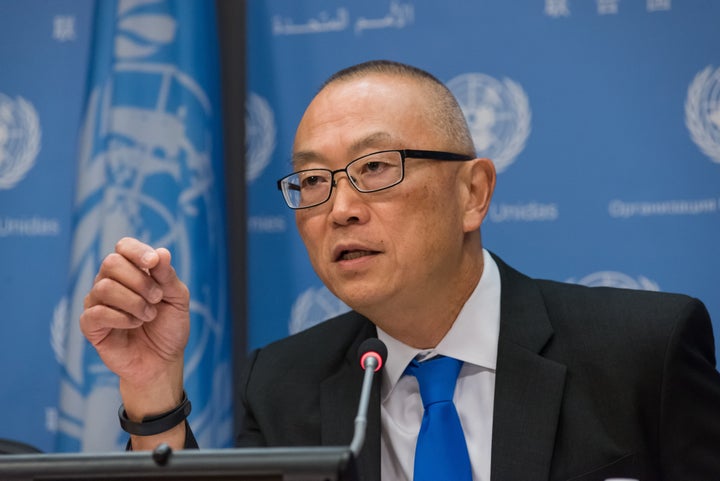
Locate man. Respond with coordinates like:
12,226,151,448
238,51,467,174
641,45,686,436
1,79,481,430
81,60,720,481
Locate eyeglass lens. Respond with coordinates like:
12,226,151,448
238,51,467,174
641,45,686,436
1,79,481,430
282,150,404,208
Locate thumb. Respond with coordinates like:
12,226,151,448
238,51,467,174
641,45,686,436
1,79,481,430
149,248,189,303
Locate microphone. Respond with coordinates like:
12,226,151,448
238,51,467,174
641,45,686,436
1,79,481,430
349,338,388,458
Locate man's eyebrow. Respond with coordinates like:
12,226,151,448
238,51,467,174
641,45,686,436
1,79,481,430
291,151,320,169
348,132,394,154
292,132,396,169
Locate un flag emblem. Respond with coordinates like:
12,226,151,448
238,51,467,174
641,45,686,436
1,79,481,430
0,93,41,190
447,73,531,173
686,66,720,164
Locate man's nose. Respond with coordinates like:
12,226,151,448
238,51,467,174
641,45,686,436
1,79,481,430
328,174,366,223
330,173,361,203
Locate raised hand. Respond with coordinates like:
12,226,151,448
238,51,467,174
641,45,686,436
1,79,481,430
80,237,190,448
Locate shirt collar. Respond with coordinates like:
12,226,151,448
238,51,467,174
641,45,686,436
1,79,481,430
377,249,502,400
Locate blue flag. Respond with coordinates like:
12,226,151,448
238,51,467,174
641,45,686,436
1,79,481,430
55,0,231,451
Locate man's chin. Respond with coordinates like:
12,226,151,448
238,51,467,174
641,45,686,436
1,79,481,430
330,284,383,312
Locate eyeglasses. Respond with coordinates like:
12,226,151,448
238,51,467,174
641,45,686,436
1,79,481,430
277,149,475,209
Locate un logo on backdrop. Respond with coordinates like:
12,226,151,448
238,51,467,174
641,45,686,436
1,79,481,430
568,271,660,291
0,93,41,189
686,66,720,164
447,73,531,173
246,92,276,183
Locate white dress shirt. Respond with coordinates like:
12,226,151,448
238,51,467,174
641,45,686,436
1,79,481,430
377,249,501,481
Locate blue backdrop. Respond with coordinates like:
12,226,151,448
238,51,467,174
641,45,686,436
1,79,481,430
0,0,718,453
0,0,93,452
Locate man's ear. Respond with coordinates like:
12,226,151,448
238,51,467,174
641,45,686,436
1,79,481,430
462,158,496,233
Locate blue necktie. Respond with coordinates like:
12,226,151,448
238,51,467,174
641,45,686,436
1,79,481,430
405,356,473,481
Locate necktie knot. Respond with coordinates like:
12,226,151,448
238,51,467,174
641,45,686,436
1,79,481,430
405,355,463,407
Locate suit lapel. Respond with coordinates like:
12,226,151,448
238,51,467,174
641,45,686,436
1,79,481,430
320,316,380,481
490,255,567,481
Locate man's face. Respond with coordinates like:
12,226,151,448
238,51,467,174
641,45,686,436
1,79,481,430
292,74,485,322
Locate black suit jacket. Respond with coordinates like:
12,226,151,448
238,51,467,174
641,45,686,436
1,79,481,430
231,255,720,481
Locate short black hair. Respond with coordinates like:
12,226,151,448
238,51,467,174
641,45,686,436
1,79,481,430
321,59,445,90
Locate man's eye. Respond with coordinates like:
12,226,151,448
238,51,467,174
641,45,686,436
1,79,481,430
362,161,388,173
301,175,326,188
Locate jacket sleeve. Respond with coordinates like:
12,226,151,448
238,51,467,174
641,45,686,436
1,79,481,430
183,420,199,448
234,348,268,447
658,298,720,480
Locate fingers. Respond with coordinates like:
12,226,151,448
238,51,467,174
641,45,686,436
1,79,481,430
113,240,184,297
80,304,143,346
148,248,190,307
91,276,160,322
89,249,163,309
149,247,175,285
83,237,189,332
82,266,161,346
86,237,189,312
114,236,161,271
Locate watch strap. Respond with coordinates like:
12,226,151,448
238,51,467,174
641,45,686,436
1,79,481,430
118,393,191,436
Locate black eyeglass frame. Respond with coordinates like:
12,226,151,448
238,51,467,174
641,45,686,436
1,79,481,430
276,149,475,210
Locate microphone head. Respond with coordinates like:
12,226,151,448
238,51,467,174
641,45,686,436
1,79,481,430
357,338,388,372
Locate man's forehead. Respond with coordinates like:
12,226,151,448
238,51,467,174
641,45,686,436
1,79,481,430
315,72,428,105
292,131,399,167
291,74,440,167
298,74,431,130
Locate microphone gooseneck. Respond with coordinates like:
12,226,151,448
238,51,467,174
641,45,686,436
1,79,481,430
349,338,388,458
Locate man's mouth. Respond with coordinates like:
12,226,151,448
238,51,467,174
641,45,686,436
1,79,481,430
337,250,377,261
